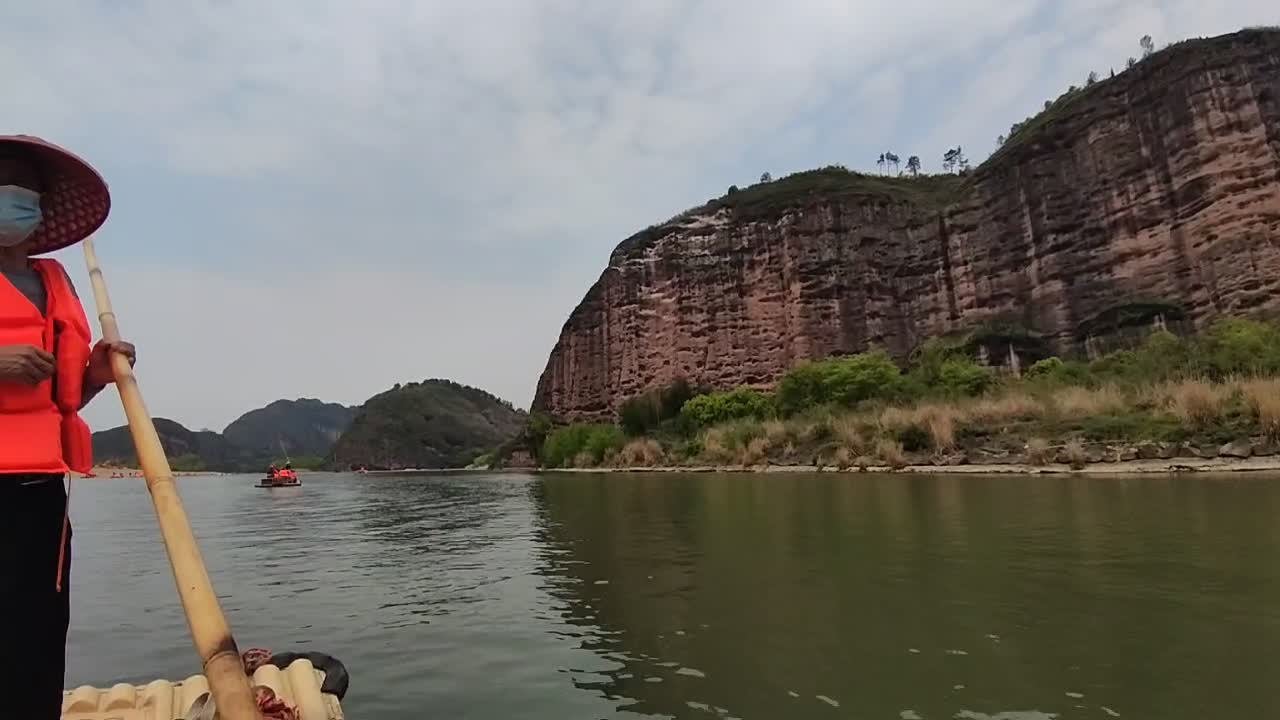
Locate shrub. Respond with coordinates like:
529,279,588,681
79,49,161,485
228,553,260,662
524,413,554,462
619,379,699,436
935,358,995,397
1134,330,1191,380
1024,356,1065,380
1089,350,1139,382
680,387,775,427
1025,356,1090,385
542,424,625,468
1196,318,1280,378
777,351,905,414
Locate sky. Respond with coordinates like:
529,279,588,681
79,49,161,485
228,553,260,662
2,0,1273,433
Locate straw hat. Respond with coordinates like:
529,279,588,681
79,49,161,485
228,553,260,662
0,134,110,255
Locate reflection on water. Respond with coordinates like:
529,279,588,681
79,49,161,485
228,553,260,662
68,472,1280,718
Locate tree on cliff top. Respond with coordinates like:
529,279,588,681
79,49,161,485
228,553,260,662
942,147,967,174
906,156,921,177
1140,35,1155,57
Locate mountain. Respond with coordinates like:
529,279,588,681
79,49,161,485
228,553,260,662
222,398,356,461
533,28,1280,421
92,398,355,472
92,417,239,471
330,379,526,470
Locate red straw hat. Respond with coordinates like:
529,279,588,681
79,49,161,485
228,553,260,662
0,134,110,255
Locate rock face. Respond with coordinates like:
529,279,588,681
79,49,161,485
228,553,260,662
534,29,1280,421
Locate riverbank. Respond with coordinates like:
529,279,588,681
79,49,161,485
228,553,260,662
536,454,1280,476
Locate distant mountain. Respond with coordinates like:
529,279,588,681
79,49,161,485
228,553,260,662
92,417,241,472
330,379,526,470
222,398,356,460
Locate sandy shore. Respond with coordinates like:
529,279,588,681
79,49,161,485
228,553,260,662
532,455,1280,476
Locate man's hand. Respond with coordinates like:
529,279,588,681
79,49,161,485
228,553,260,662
85,340,136,388
0,344,55,385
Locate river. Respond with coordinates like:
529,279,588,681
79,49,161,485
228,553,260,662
66,472,1280,719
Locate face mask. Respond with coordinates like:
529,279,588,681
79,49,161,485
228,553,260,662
0,185,43,247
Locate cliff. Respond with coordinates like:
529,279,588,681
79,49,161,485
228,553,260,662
534,28,1280,421
329,379,526,470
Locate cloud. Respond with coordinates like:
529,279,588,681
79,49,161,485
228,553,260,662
5,0,1275,431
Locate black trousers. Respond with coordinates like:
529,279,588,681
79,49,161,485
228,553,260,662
0,476,71,720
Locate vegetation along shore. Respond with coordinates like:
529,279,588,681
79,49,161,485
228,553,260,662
498,318,1280,475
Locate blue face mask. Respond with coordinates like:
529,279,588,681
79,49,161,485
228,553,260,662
0,185,43,247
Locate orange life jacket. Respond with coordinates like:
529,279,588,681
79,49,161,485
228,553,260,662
0,258,93,475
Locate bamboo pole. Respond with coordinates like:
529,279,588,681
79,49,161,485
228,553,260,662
82,238,262,720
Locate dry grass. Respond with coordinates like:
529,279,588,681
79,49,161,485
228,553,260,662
1241,378,1280,440
763,420,790,445
740,437,771,466
966,392,1045,424
1054,385,1126,417
918,406,957,451
876,404,958,451
832,447,854,470
878,406,914,430
1026,437,1052,466
1064,439,1087,469
701,428,734,464
876,438,907,469
1163,379,1224,427
616,438,665,467
572,451,596,469
832,416,866,452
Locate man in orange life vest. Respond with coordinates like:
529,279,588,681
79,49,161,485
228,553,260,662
0,135,136,718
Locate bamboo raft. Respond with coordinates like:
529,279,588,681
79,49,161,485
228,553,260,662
63,658,345,720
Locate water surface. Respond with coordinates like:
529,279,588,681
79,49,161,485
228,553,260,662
68,472,1280,718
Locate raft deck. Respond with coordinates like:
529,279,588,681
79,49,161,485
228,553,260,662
63,658,344,720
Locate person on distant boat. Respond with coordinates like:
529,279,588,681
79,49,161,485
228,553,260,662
0,135,135,719
268,463,279,479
